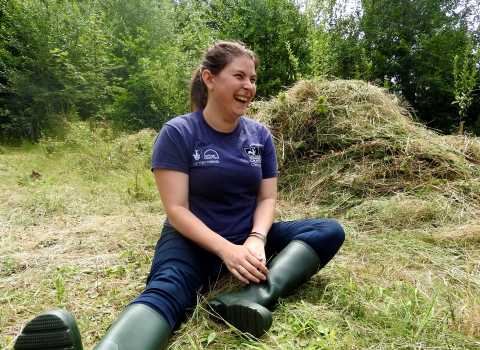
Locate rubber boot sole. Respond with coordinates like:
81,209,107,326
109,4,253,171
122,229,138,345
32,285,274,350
14,309,83,350
209,299,272,338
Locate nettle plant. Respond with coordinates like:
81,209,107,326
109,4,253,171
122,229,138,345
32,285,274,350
452,36,480,134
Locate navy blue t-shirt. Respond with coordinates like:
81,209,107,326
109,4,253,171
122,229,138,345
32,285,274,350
151,110,278,243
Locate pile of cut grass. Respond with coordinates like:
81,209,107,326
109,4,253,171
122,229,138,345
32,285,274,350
250,78,480,211
1,79,479,349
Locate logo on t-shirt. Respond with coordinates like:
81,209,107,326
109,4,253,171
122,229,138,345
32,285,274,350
193,149,201,161
192,149,220,165
244,147,261,167
204,149,220,160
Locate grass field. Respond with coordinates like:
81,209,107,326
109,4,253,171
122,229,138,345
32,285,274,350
1,79,480,349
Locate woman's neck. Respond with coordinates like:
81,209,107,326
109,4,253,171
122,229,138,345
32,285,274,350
203,106,239,133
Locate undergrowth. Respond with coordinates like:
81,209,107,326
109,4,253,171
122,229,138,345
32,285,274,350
1,79,479,349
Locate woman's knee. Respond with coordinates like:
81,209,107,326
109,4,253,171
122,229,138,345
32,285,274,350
316,218,345,244
296,219,345,266
294,218,345,243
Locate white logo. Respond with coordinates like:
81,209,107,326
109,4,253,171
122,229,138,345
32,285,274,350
193,149,201,161
192,148,220,165
204,149,220,160
244,147,261,167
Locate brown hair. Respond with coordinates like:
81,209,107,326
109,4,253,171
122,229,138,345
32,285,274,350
189,41,259,112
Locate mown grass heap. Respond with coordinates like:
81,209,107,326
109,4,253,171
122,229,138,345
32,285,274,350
250,78,480,209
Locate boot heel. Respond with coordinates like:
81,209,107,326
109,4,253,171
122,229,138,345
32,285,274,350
209,299,272,338
208,299,226,317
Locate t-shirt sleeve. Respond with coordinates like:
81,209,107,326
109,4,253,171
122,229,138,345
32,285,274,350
151,124,190,174
262,129,278,179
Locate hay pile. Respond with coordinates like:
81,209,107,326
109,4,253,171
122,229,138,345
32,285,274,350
249,79,480,210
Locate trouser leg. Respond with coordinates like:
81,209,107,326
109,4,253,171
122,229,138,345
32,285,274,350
95,226,225,349
130,226,224,332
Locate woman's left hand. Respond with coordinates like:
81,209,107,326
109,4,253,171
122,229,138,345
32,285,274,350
243,236,267,266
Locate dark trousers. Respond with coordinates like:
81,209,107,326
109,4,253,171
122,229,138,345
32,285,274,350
130,219,345,331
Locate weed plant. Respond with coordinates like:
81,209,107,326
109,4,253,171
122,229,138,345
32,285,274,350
1,79,479,349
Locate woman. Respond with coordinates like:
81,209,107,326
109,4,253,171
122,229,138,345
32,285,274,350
14,41,345,350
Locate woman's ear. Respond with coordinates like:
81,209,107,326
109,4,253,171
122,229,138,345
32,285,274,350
201,69,215,90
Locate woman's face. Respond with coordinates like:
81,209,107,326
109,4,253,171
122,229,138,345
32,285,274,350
205,55,257,119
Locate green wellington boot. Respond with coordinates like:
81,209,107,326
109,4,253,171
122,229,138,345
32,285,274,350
209,240,321,338
93,304,170,350
14,304,169,350
14,308,83,350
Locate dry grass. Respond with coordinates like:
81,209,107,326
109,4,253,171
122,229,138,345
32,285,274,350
1,78,480,349
250,79,480,211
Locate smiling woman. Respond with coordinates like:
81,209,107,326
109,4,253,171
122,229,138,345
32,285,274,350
13,41,345,350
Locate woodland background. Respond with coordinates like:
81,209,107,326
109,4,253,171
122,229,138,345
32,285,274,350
1,0,479,144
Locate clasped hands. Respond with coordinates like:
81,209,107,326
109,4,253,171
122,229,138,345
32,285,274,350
220,237,268,285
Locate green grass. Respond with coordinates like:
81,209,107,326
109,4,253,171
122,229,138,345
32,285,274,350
1,121,480,349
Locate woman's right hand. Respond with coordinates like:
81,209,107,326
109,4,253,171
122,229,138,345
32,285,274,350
218,242,268,284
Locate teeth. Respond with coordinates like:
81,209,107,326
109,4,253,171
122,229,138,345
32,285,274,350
235,96,247,102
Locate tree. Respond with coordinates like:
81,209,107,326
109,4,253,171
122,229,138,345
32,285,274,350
356,0,479,133
0,0,118,142
100,0,212,131
207,0,311,98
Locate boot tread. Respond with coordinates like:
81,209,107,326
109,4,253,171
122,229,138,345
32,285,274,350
24,314,69,332
210,299,272,338
15,330,74,349
14,309,82,350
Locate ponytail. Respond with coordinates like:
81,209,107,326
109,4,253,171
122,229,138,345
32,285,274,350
189,67,208,112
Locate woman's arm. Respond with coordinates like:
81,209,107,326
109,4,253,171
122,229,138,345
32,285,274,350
243,177,277,265
252,177,277,234
153,168,268,284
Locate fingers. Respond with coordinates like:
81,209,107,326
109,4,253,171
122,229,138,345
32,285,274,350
233,264,250,284
254,252,266,265
249,256,268,276
231,256,268,284
232,264,257,284
221,244,269,284
244,240,268,268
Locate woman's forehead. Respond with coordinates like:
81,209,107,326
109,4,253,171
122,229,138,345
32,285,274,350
224,56,256,75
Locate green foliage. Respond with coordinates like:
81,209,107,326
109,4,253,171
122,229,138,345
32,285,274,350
1,0,479,143
104,0,203,131
355,0,479,133
0,0,118,141
208,0,311,98
303,0,336,78
0,0,208,142
40,121,156,178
